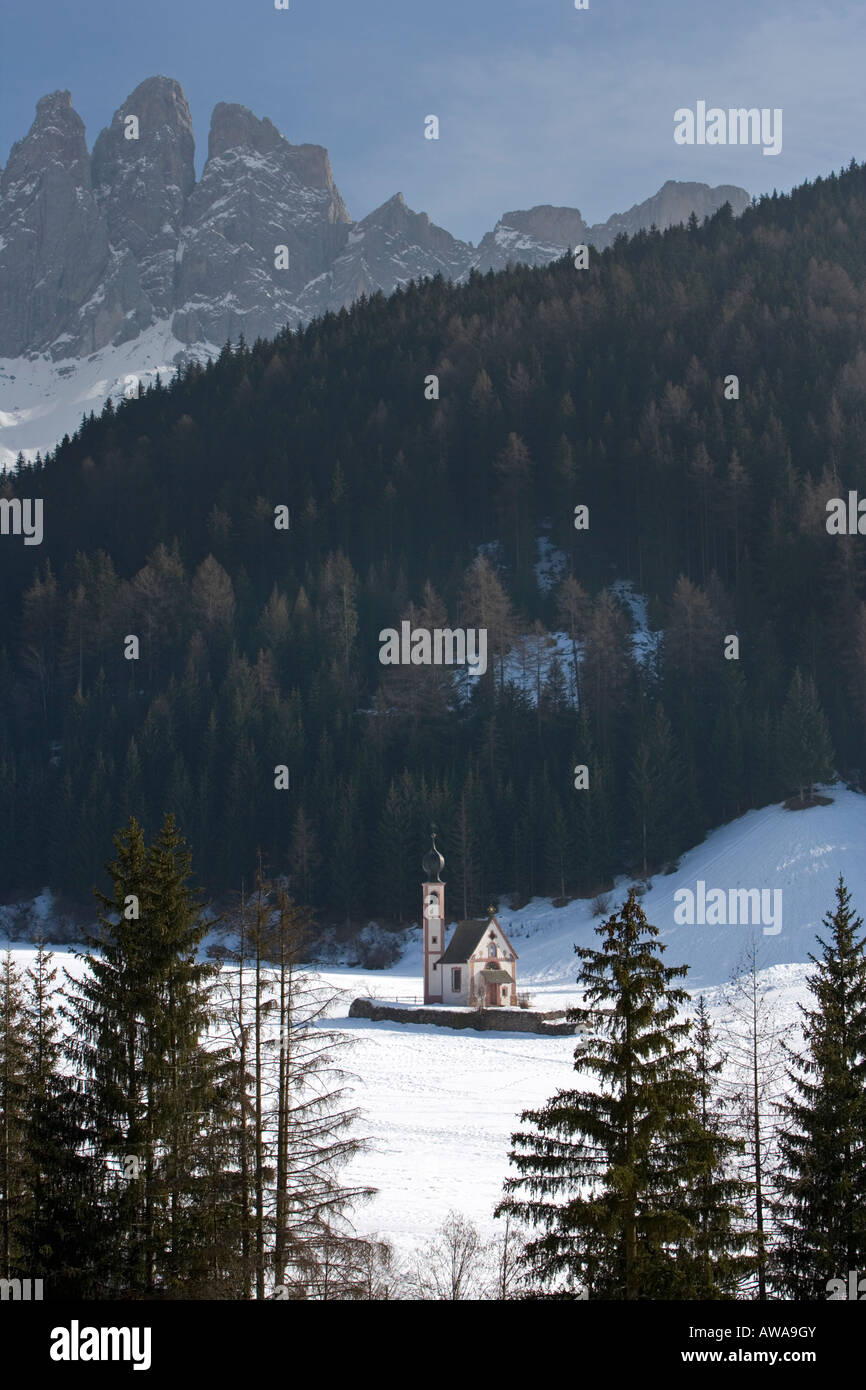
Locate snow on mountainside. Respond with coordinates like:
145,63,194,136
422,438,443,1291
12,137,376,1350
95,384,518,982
6,790,864,1251
0,75,750,466
0,321,216,469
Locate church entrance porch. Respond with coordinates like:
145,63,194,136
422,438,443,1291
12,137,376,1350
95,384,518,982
479,965,514,1007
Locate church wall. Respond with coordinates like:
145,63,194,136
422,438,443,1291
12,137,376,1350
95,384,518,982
349,997,582,1035
442,964,470,1006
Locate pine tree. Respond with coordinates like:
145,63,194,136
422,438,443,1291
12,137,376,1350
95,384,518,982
628,700,684,875
0,948,28,1280
497,890,743,1297
779,668,835,805
19,937,111,1296
143,814,240,1296
64,814,241,1296
63,816,152,1294
773,877,866,1297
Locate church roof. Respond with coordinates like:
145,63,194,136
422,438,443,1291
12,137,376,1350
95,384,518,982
438,920,490,965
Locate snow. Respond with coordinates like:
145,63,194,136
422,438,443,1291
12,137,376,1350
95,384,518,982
535,531,567,594
5,787,865,1256
323,786,866,1250
611,578,660,670
0,320,217,469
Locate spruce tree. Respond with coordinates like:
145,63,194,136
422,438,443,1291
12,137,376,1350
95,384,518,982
64,814,241,1297
0,948,28,1280
497,890,744,1297
19,937,111,1297
779,668,834,805
773,877,866,1297
143,813,241,1297
63,815,152,1294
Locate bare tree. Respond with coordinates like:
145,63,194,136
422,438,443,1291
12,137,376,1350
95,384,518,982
720,939,792,1299
490,1210,527,1300
212,871,374,1300
405,1210,486,1300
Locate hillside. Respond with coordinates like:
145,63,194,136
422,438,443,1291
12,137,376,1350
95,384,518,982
2,159,866,922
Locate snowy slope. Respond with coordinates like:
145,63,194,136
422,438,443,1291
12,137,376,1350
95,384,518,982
0,322,215,469
321,789,865,1249
7,789,864,1256
492,789,864,994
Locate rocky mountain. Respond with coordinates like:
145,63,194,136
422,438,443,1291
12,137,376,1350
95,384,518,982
91,78,195,329
172,100,351,346
471,205,591,273
0,76,750,463
297,192,473,320
0,90,109,359
587,179,751,249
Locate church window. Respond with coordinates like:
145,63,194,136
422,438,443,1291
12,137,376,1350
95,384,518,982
451,968,462,992
488,942,497,957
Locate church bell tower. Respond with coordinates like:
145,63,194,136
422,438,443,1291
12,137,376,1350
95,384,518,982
422,829,445,1003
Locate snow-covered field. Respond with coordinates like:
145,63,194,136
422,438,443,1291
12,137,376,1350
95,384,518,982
6,787,864,1256
321,790,862,1251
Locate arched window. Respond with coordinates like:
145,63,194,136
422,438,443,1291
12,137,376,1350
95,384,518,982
488,942,497,957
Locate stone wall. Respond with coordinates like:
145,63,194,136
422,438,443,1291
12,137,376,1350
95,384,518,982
348,997,583,1036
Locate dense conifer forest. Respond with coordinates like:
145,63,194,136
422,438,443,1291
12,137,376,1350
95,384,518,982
3,160,866,923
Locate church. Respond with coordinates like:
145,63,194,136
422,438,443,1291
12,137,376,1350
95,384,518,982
421,832,519,1006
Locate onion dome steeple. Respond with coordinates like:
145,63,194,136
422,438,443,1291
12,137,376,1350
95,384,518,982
422,826,445,882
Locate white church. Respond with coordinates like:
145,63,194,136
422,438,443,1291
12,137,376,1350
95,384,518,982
421,832,519,1007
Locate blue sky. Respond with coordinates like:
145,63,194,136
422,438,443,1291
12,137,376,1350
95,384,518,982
1,0,863,243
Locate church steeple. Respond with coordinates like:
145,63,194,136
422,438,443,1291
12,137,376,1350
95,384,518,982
422,826,445,882
422,827,445,1003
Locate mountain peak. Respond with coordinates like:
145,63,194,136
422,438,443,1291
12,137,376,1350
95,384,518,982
89,77,196,326
2,88,89,189
35,89,74,119
595,179,752,246
105,76,194,141
499,205,588,244
208,102,284,159
361,191,422,229
16,89,86,156
92,76,195,179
